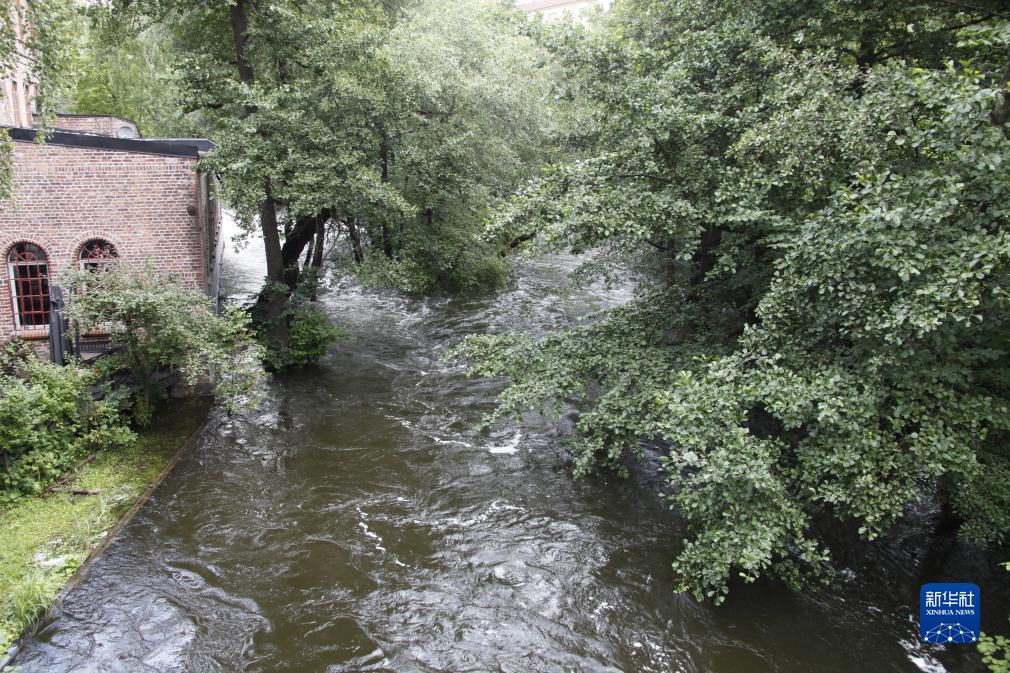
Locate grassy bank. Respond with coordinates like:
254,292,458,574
0,397,210,652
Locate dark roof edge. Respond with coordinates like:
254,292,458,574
3,126,201,158
140,137,216,153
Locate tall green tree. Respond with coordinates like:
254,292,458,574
98,0,394,354
70,12,195,137
98,0,557,372
341,0,562,294
456,0,1010,601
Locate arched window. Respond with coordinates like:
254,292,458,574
7,243,50,329
79,239,118,271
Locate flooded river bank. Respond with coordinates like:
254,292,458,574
11,233,1005,673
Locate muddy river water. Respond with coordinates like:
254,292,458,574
12,231,1003,672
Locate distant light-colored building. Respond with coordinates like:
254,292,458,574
515,0,613,23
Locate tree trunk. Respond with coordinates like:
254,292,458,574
312,218,326,268
303,238,314,271
257,190,289,345
260,194,285,291
347,219,364,264
380,224,393,260
856,30,876,72
229,1,255,85
380,135,394,260
280,212,327,290
992,44,1010,127
917,499,963,584
851,27,876,94
230,0,288,346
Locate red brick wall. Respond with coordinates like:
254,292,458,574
0,139,206,343
53,115,139,138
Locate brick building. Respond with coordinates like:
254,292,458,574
0,126,222,344
0,5,222,355
0,124,222,352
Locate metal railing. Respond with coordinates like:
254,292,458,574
48,286,118,365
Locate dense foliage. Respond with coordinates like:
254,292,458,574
88,0,557,374
70,10,195,137
256,282,347,371
981,563,1010,672
0,342,133,506
63,265,265,424
456,0,1010,601
193,0,558,296
336,0,561,294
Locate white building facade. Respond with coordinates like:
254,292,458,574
515,0,614,23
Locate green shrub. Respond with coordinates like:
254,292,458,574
260,299,347,371
980,562,1010,673
0,344,134,506
63,264,266,424
355,255,436,295
353,238,509,295
981,627,1010,673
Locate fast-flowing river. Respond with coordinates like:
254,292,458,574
11,228,1004,672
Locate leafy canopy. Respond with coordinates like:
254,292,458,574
456,0,1010,601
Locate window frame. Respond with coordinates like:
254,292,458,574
7,242,51,331
78,239,119,272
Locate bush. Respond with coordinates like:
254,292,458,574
355,255,436,295
980,562,1010,673
260,299,347,371
0,343,134,506
353,237,510,295
63,264,266,424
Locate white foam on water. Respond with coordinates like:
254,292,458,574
901,638,949,673
487,431,522,455
356,506,388,553
432,437,472,448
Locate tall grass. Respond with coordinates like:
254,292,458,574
2,572,55,639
